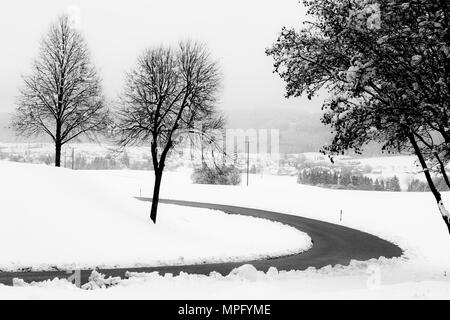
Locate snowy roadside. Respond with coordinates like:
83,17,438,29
0,161,312,271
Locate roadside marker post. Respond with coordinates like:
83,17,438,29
246,138,250,187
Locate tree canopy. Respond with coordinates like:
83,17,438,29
267,0,450,233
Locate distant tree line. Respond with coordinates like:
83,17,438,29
0,149,155,170
407,177,450,192
73,153,151,170
297,167,401,192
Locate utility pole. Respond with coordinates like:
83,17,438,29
201,134,205,165
246,138,250,187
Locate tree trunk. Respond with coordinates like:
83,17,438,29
434,152,450,190
55,140,62,167
410,134,450,234
55,122,62,167
150,170,163,224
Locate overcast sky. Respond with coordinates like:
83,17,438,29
0,0,325,117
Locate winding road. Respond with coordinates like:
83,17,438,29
0,198,403,286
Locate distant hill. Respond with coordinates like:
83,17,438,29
225,107,333,153
0,109,387,155
224,107,390,155
0,109,333,152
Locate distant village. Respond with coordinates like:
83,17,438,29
0,142,439,193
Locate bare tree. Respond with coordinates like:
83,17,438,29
116,41,224,223
13,15,110,167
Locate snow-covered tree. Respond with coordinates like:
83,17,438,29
13,15,110,167
267,0,450,233
116,41,224,223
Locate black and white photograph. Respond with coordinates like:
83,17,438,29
0,0,449,304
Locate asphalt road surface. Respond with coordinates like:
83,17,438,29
0,198,403,286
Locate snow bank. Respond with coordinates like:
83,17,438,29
0,161,312,271
3,257,450,299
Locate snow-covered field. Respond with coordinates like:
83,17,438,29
0,161,311,271
2,159,450,299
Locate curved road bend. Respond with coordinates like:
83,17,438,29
0,198,402,286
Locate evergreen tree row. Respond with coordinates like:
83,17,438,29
297,167,401,192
